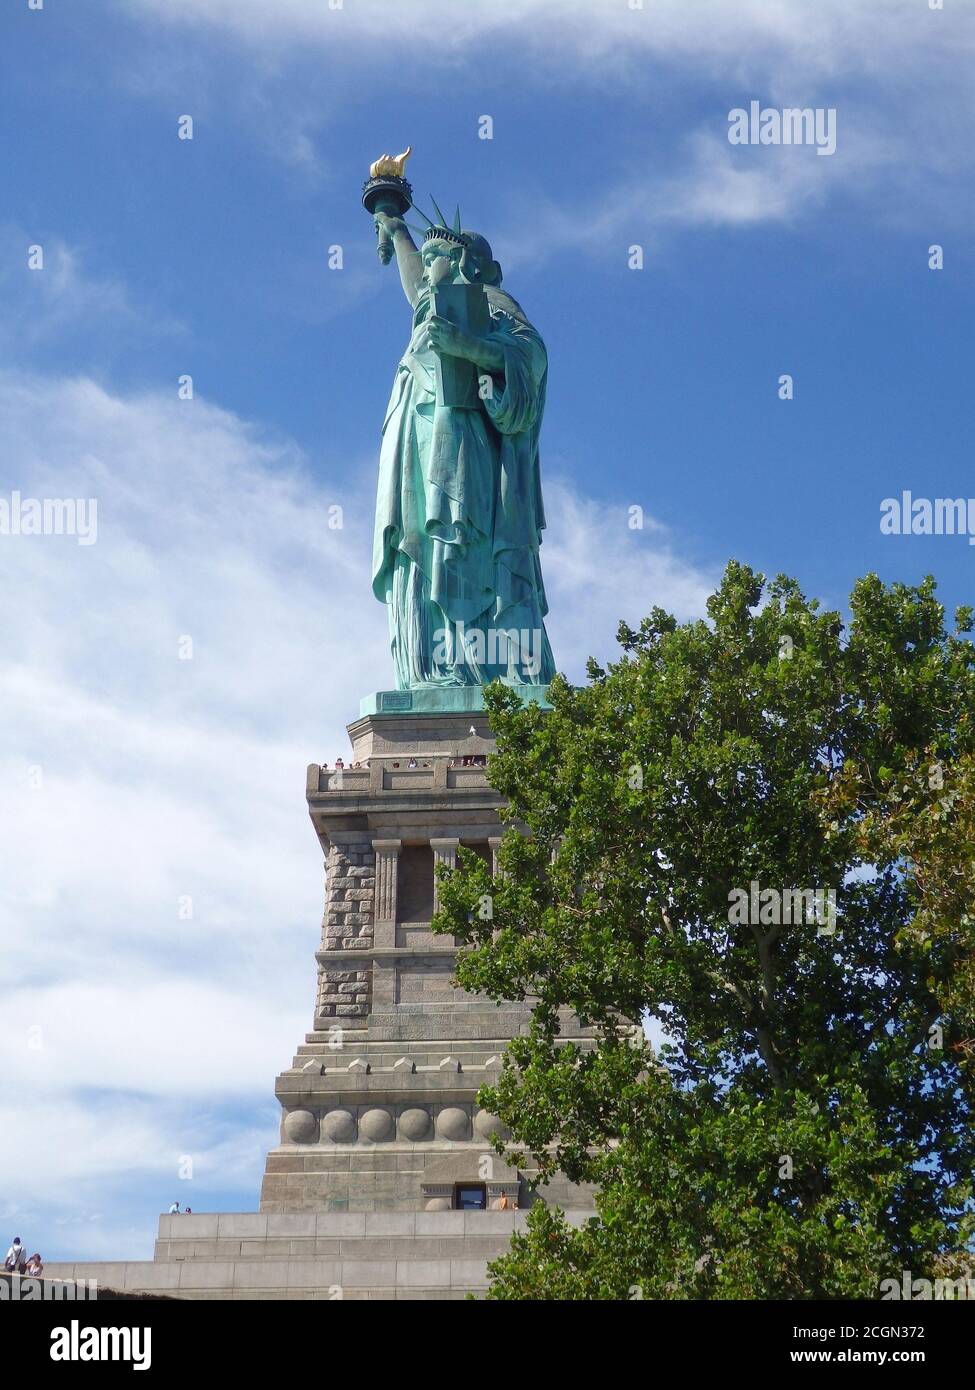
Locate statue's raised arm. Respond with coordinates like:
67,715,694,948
373,211,423,306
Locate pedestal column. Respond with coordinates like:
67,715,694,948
371,839,402,945
430,837,460,914
371,838,402,1009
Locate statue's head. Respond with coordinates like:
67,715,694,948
414,198,503,290
420,230,502,291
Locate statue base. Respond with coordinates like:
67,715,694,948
359,685,552,717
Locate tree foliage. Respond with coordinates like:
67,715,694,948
435,563,975,1298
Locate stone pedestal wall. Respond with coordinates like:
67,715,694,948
274,711,597,1219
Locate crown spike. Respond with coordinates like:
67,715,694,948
453,205,462,234
429,194,449,228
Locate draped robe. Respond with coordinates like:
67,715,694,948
372,283,556,689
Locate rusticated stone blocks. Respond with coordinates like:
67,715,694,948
315,842,375,1019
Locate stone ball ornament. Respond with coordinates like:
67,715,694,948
474,1110,510,1141
436,1106,471,1141
283,1108,319,1145
399,1107,433,1141
359,1108,394,1142
321,1108,357,1144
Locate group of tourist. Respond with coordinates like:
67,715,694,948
168,1202,193,1215
3,1237,42,1276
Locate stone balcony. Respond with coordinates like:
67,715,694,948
307,759,492,797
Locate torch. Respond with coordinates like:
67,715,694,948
361,147,413,264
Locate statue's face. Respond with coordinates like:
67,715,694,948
421,237,464,290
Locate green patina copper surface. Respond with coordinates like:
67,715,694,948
359,684,553,718
367,179,556,696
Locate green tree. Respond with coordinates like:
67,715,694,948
435,563,975,1299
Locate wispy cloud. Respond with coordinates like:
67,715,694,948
543,479,714,665
0,228,185,349
495,135,842,271
121,0,969,84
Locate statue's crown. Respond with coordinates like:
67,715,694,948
408,197,471,249
422,224,469,248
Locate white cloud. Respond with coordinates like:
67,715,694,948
121,0,965,83
0,1094,275,1261
496,133,847,270
117,0,973,244
2,981,308,1101
542,479,714,667
0,1094,268,1198
0,367,711,1256
657,134,829,228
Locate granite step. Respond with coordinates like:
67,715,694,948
41,1210,595,1300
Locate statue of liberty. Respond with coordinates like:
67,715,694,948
365,151,556,693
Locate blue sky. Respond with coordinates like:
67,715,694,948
1,0,973,1261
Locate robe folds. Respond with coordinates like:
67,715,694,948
372,284,556,689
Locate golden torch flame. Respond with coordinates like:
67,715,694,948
369,146,412,179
